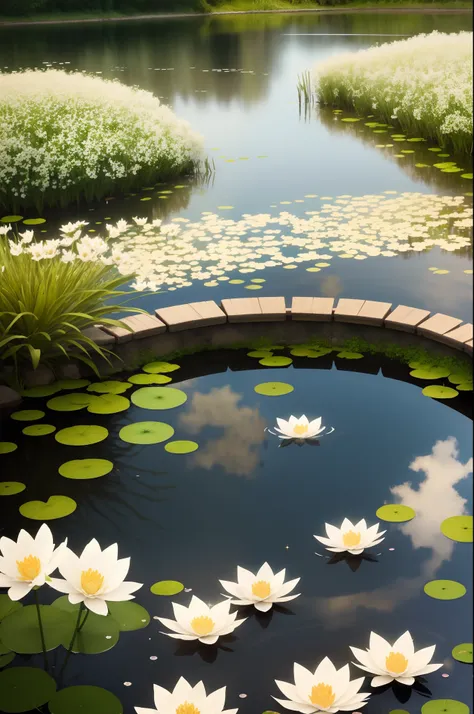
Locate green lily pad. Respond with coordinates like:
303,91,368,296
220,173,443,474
229,279,245,284
49,686,123,714
244,284,263,290
251,278,266,283
142,361,180,374
407,138,425,142
59,458,113,480
306,349,333,358
254,382,294,396
428,147,442,152
440,515,473,543
19,495,77,520
376,504,415,522
0,605,72,654
0,482,26,496
47,393,98,412
127,373,171,385
107,601,150,631
21,384,60,398
119,421,174,444
150,580,184,596
23,218,46,225
0,442,17,455
290,347,314,357
441,167,463,173
131,386,187,410
341,117,361,122
87,394,130,415
140,196,152,201
461,173,473,180
422,385,459,400
336,352,364,360
0,653,15,668
0,596,22,622
11,410,44,422
55,379,91,390
1,215,23,223
452,644,473,664
448,373,472,385
55,425,108,446
87,381,131,395
424,580,466,600
457,382,473,392
22,424,56,437
421,701,469,714
165,440,199,454
410,367,451,380
415,163,430,168
247,350,274,358
258,356,293,367
0,667,56,713
58,610,119,654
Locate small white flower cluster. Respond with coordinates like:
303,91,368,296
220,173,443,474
0,69,204,208
314,31,473,152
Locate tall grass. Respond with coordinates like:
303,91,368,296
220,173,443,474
312,31,473,155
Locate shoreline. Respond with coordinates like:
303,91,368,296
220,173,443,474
0,5,471,27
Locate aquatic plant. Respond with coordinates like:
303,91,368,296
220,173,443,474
314,518,386,555
271,415,329,440
157,595,247,644
312,32,473,154
350,631,443,686
220,562,300,612
134,677,238,714
0,69,204,211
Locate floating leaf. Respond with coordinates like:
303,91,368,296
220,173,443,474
376,504,415,522
251,278,266,283
410,367,451,380
23,218,46,225
142,361,180,374
247,350,274,358
245,284,262,290
422,385,459,400
128,373,171,385
0,596,22,622
259,356,293,367
54,379,91,391
55,425,108,446
0,666,56,713
0,482,26,496
441,167,463,173
48,686,123,714
119,421,174,445
47,393,98,412
457,382,473,391
165,440,199,454
60,610,119,654
421,701,469,714
254,382,294,396
341,117,361,122
306,267,321,272
407,137,425,142
20,495,77,520
0,443,18,455
151,580,184,596
336,351,364,360
140,197,152,201
87,394,130,415
22,424,56,437
1,215,23,223
315,262,331,267
21,384,60,398
229,279,245,284
0,653,15,668
448,373,472,385
415,163,430,168
0,605,72,654
11,410,44,422
423,580,466,600
107,602,150,632
87,380,131,394
433,270,450,275
131,387,187,410
59,458,113,480
441,515,473,543
461,173,473,180
290,347,314,357
451,643,473,664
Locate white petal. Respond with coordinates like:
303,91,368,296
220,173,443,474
254,601,273,612
152,683,173,710
103,581,142,601
199,635,219,645
156,617,191,635
368,632,391,669
371,675,394,687
275,677,308,704
8,582,33,601
272,697,315,713
393,631,414,659
84,597,108,616
406,645,436,673
293,663,314,697
395,676,415,686
219,580,244,599
410,663,442,676
274,578,300,598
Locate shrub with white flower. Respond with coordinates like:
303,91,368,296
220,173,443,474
0,69,204,210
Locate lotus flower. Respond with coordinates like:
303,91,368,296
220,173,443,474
157,595,246,645
134,677,238,714
0,524,67,601
273,657,370,713
49,538,142,616
314,519,386,555
350,631,443,687
220,562,300,612
272,415,333,440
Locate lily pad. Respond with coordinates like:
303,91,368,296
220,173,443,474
22,424,56,437
440,515,473,543
59,610,119,654
448,373,472,385
55,379,91,390
254,382,294,396
119,421,174,445
451,644,473,664
229,279,245,284
410,367,451,380
127,373,172,385
0,442,18,454
107,601,150,631
19,495,77,520
11,410,44,422
55,425,108,446
0,667,56,713
0,596,22,622
0,482,26,496
376,504,415,522
1,215,23,223
0,605,72,654
21,385,60,398
0,653,15,668
341,117,361,122
422,385,459,400
421,702,469,714
48,686,123,714
336,352,364,360
165,440,199,454
150,580,184,596
423,580,466,600
87,394,130,415
251,278,266,283
461,173,473,180
131,386,187,410
142,361,180,374
258,356,293,367
59,458,113,480
47,393,98,412
87,381,131,395
290,347,314,357
457,382,473,392
247,350,274,358
23,218,46,225
245,284,262,290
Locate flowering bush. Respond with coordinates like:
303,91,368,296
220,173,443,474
0,69,204,210
313,32,473,154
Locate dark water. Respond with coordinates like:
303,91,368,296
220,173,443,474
0,351,472,713
0,12,472,321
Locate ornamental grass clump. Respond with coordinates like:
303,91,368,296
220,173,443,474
0,69,204,211
313,31,473,155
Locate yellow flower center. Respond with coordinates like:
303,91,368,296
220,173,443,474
385,651,409,674
16,555,41,581
293,424,309,436
342,530,362,547
251,580,271,599
176,704,200,714
190,616,215,636
80,568,104,595
309,683,336,709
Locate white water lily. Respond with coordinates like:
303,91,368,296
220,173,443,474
351,631,443,687
273,415,331,440
157,595,246,645
134,677,238,714
220,562,300,612
0,524,67,601
273,657,370,713
314,519,386,555
49,538,142,616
